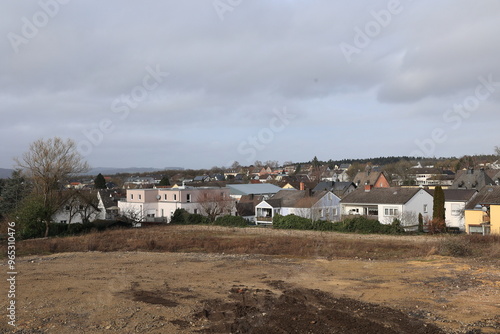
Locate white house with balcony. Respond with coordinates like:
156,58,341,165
255,189,341,225
341,186,433,227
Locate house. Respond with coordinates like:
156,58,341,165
255,189,341,225
341,186,433,227
427,189,477,231
124,176,156,186
118,186,235,224
280,181,317,191
97,190,126,220
313,181,356,199
236,194,265,223
351,171,390,188
464,186,500,235
193,175,210,182
226,183,282,201
52,190,101,224
407,168,455,187
450,168,494,189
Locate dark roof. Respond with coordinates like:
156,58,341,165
427,189,477,202
407,167,442,175
352,171,387,186
236,194,265,216
341,187,422,205
263,189,329,208
98,190,126,209
450,169,494,189
313,181,356,198
465,186,500,209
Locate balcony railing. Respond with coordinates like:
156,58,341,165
256,216,273,222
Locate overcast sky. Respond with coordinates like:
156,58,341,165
2,1,500,169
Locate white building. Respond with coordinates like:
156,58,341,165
118,186,234,223
255,189,341,225
341,186,433,227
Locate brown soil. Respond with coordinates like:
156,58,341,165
1,229,499,333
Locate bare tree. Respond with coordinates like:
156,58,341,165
196,189,235,222
264,160,279,168
15,137,90,237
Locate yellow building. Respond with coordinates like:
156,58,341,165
464,186,500,235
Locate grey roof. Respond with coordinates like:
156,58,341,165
427,189,477,202
451,169,494,189
341,187,422,205
465,186,500,209
263,189,328,208
98,190,126,209
227,183,282,196
352,171,387,186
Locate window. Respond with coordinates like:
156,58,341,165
332,208,338,216
131,194,134,200
164,194,167,200
65,205,70,211
138,194,142,200
194,209,198,214
384,208,399,216
187,194,191,203
60,220,67,224
423,204,428,213
174,194,177,201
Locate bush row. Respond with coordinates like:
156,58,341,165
169,208,249,227
272,214,404,234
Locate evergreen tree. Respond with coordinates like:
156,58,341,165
159,176,170,186
432,186,446,222
0,170,31,220
94,173,107,189
418,213,424,233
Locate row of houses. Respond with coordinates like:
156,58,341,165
53,169,500,235
113,181,497,234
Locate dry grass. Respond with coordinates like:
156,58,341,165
7,225,500,262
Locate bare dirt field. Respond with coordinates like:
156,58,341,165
1,226,499,333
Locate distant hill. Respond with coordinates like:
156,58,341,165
0,168,13,179
83,167,184,176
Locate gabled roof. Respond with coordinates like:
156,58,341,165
352,171,387,186
450,169,494,189
262,189,330,209
98,190,126,209
341,187,423,205
465,186,500,209
236,194,265,216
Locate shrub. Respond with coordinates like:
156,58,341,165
439,237,473,257
273,214,313,230
426,218,447,234
170,208,191,224
213,215,248,227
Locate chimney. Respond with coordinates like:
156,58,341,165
364,184,373,192
300,182,305,191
